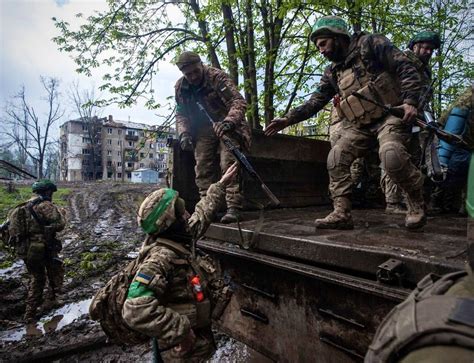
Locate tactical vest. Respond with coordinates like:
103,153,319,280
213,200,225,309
335,37,402,126
365,271,474,362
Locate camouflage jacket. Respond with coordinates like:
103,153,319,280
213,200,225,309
286,32,422,125
25,196,66,237
122,181,226,348
175,65,251,150
404,49,432,109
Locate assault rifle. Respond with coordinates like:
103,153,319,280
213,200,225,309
352,92,470,150
196,102,280,206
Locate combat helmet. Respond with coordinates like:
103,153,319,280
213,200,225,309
32,179,57,193
408,31,441,50
310,16,350,42
138,188,186,235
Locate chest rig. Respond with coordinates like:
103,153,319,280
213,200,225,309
335,39,401,126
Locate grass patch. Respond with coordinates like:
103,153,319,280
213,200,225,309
0,185,71,220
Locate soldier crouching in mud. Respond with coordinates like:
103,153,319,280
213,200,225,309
121,162,238,362
2,180,66,322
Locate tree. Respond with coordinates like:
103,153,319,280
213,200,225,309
53,0,472,134
2,77,64,179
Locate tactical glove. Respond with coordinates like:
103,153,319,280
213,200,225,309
179,133,193,152
213,120,235,138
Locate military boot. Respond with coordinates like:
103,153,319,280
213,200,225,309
315,197,354,230
385,202,407,215
220,208,240,224
405,191,426,229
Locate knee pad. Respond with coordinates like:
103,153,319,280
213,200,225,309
380,141,405,173
327,144,353,170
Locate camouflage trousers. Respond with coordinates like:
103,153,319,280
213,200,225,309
24,251,64,316
330,120,381,197
328,116,423,200
162,328,216,363
381,131,423,203
194,130,242,209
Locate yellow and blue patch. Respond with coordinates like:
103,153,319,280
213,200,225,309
134,272,152,285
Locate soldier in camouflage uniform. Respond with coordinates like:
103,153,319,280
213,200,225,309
175,51,251,224
265,16,424,230
382,31,441,214
8,180,66,322
122,163,238,362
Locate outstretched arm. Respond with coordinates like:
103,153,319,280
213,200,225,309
188,162,238,238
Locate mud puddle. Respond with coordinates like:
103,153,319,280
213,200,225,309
0,298,92,342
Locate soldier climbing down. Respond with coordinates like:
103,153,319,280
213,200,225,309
175,51,251,224
265,16,425,230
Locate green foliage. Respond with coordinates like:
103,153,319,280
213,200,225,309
0,185,70,220
53,0,472,131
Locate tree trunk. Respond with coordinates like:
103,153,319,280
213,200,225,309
189,0,221,69
246,0,260,129
222,4,238,85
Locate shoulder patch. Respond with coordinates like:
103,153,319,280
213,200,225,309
134,272,153,285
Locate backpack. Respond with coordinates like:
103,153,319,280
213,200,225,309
89,247,150,345
7,197,44,257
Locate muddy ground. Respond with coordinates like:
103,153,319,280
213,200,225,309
0,182,260,362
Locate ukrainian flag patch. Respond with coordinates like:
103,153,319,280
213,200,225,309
135,272,152,285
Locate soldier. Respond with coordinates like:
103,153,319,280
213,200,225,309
265,16,424,230
122,163,238,362
382,31,441,214
6,180,66,322
175,51,251,224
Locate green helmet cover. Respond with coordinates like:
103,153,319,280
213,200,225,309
138,188,179,235
409,31,441,49
32,179,57,193
310,16,350,42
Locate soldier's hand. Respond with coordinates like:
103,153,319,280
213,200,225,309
264,117,290,136
213,120,235,138
174,329,196,355
397,103,418,124
219,162,238,186
179,133,193,152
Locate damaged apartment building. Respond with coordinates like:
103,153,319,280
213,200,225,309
59,115,173,182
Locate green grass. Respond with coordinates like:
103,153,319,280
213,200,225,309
0,185,71,221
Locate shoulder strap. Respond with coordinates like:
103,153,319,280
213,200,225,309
27,197,48,227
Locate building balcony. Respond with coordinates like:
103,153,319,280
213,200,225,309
125,134,139,141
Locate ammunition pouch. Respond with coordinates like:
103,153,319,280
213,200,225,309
337,69,401,126
169,299,211,329
27,240,46,264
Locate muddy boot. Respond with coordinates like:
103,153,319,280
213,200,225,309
385,203,407,215
405,191,426,229
220,208,240,224
315,197,354,230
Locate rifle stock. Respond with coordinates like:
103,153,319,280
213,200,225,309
196,102,280,206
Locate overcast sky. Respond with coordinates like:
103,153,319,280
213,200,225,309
0,0,183,130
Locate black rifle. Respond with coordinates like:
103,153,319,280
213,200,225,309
351,92,471,150
196,102,280,206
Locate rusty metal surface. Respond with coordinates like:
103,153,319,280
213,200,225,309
204,207,467,287
210,251,402,362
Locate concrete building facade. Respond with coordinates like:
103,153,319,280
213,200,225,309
60,115,173,182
